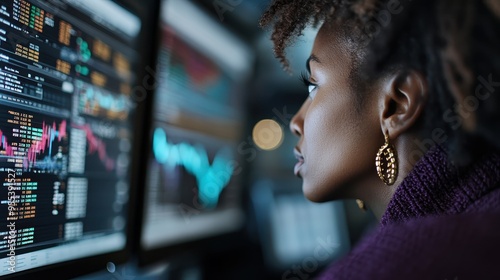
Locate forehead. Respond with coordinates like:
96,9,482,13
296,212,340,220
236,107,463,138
310,22,353,78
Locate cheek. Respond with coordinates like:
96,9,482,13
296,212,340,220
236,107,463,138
304,96,356,166
303,94,379,189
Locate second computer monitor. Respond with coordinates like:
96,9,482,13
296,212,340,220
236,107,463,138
139,0,252,261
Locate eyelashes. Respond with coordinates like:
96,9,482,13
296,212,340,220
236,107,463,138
299,71,318,97
299,71,312,87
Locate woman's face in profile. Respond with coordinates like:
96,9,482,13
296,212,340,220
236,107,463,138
290,23,383,202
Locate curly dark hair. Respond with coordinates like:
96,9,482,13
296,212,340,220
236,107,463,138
260,0,500,167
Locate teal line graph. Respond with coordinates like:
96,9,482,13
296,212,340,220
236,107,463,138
153,128,233,208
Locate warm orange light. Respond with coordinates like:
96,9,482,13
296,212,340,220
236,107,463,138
252,119,284,151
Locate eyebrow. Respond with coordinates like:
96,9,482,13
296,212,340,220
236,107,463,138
306,54,321,73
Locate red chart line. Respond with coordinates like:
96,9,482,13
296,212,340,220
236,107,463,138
0,120,67,170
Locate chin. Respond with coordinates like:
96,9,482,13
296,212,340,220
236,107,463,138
302,182,335,203
302,179,350,203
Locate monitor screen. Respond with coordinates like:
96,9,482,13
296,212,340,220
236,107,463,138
140,0,251,254
0,0,142,276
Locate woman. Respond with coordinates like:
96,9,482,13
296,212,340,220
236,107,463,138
260,0,500,279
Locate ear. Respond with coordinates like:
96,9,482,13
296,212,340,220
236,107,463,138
379,70,428,138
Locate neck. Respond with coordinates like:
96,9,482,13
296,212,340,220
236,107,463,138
357,178,398,220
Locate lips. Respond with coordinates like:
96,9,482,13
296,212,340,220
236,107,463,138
294,148,304,177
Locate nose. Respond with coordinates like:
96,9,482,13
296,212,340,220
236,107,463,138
289,99,310,137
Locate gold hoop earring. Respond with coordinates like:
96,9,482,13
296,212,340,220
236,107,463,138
375,132,398,186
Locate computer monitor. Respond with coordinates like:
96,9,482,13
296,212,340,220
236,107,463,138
251,178,351,273
138,0,252,264
0,0,152,278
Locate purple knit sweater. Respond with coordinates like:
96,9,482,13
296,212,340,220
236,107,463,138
319,146,500,279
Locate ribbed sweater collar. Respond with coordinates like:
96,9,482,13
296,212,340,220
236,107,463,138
381,146,500,226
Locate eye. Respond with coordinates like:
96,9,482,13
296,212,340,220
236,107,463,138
308,85,317,94
300,72,318,99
